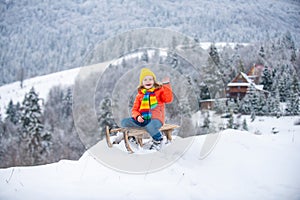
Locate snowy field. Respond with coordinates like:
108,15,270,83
0,62,111,117
0,67,79,117
0,115,300,200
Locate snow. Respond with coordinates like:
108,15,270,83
199,42,250,50
0,68,79,117
241,72,253,83
227,82,265,91
1,116,300,200
0,63,107,117
227,82,251,87
255,84,264,90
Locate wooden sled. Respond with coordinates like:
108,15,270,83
105,124,180,153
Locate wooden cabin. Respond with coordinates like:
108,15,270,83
226,71,268,100
226,72,252,99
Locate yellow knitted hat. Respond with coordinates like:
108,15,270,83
139,68,156,85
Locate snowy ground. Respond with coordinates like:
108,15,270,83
0,115,300,200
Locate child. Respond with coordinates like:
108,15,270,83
121,68,173,150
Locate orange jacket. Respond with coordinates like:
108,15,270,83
132,83,173,124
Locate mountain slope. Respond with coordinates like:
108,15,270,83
1,0,299,85
0,67,79,117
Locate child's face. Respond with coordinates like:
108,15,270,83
142,76,154,89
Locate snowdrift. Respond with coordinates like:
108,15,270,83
1,128,300,200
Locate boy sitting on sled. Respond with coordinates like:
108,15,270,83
121,68,173,150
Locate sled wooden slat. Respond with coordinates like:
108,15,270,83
105,124,180,153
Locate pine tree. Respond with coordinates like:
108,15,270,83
227,112,234,129
141,50,149,63
241,84,259,121
261,66,273,91
282,31,296,62
165,52,178,69
248,84,259,114
239,93,251,114
202,111,210,128
269,87,281,117
227,98,238,114
237,59,245,74
242,118,248,131
43,86,64,132
285,76,300,115
201,111,214,134
199,82,210,100
21,87,51,164
250,108,256,122
291,74,300,96
214,98,227,114
285,92,300,116
62,87,73,118
259,46,265,59
257,93,268,116
209,43,220,67
277,70,289,102
6,100,19,124
202,55,224,99
219,44,236,84
275,64,298,104
18,67,25,88
98,98,117,139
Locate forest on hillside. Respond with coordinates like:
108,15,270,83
1,0,300,86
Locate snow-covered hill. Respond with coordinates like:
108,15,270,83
0,67,79,116
1,0,299,86
0,62,109,117
0,124,299,200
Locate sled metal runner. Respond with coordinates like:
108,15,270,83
105,124,180,153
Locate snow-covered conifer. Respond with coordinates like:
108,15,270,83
21,87,50,164
98,98,117,139
5,100,21,125
261,66,273,92
242,118,248,131
227,112,234,129
209,43,220,67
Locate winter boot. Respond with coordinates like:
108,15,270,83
150,138,162,150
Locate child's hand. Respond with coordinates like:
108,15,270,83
162,77,170,84
137,116,144,123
